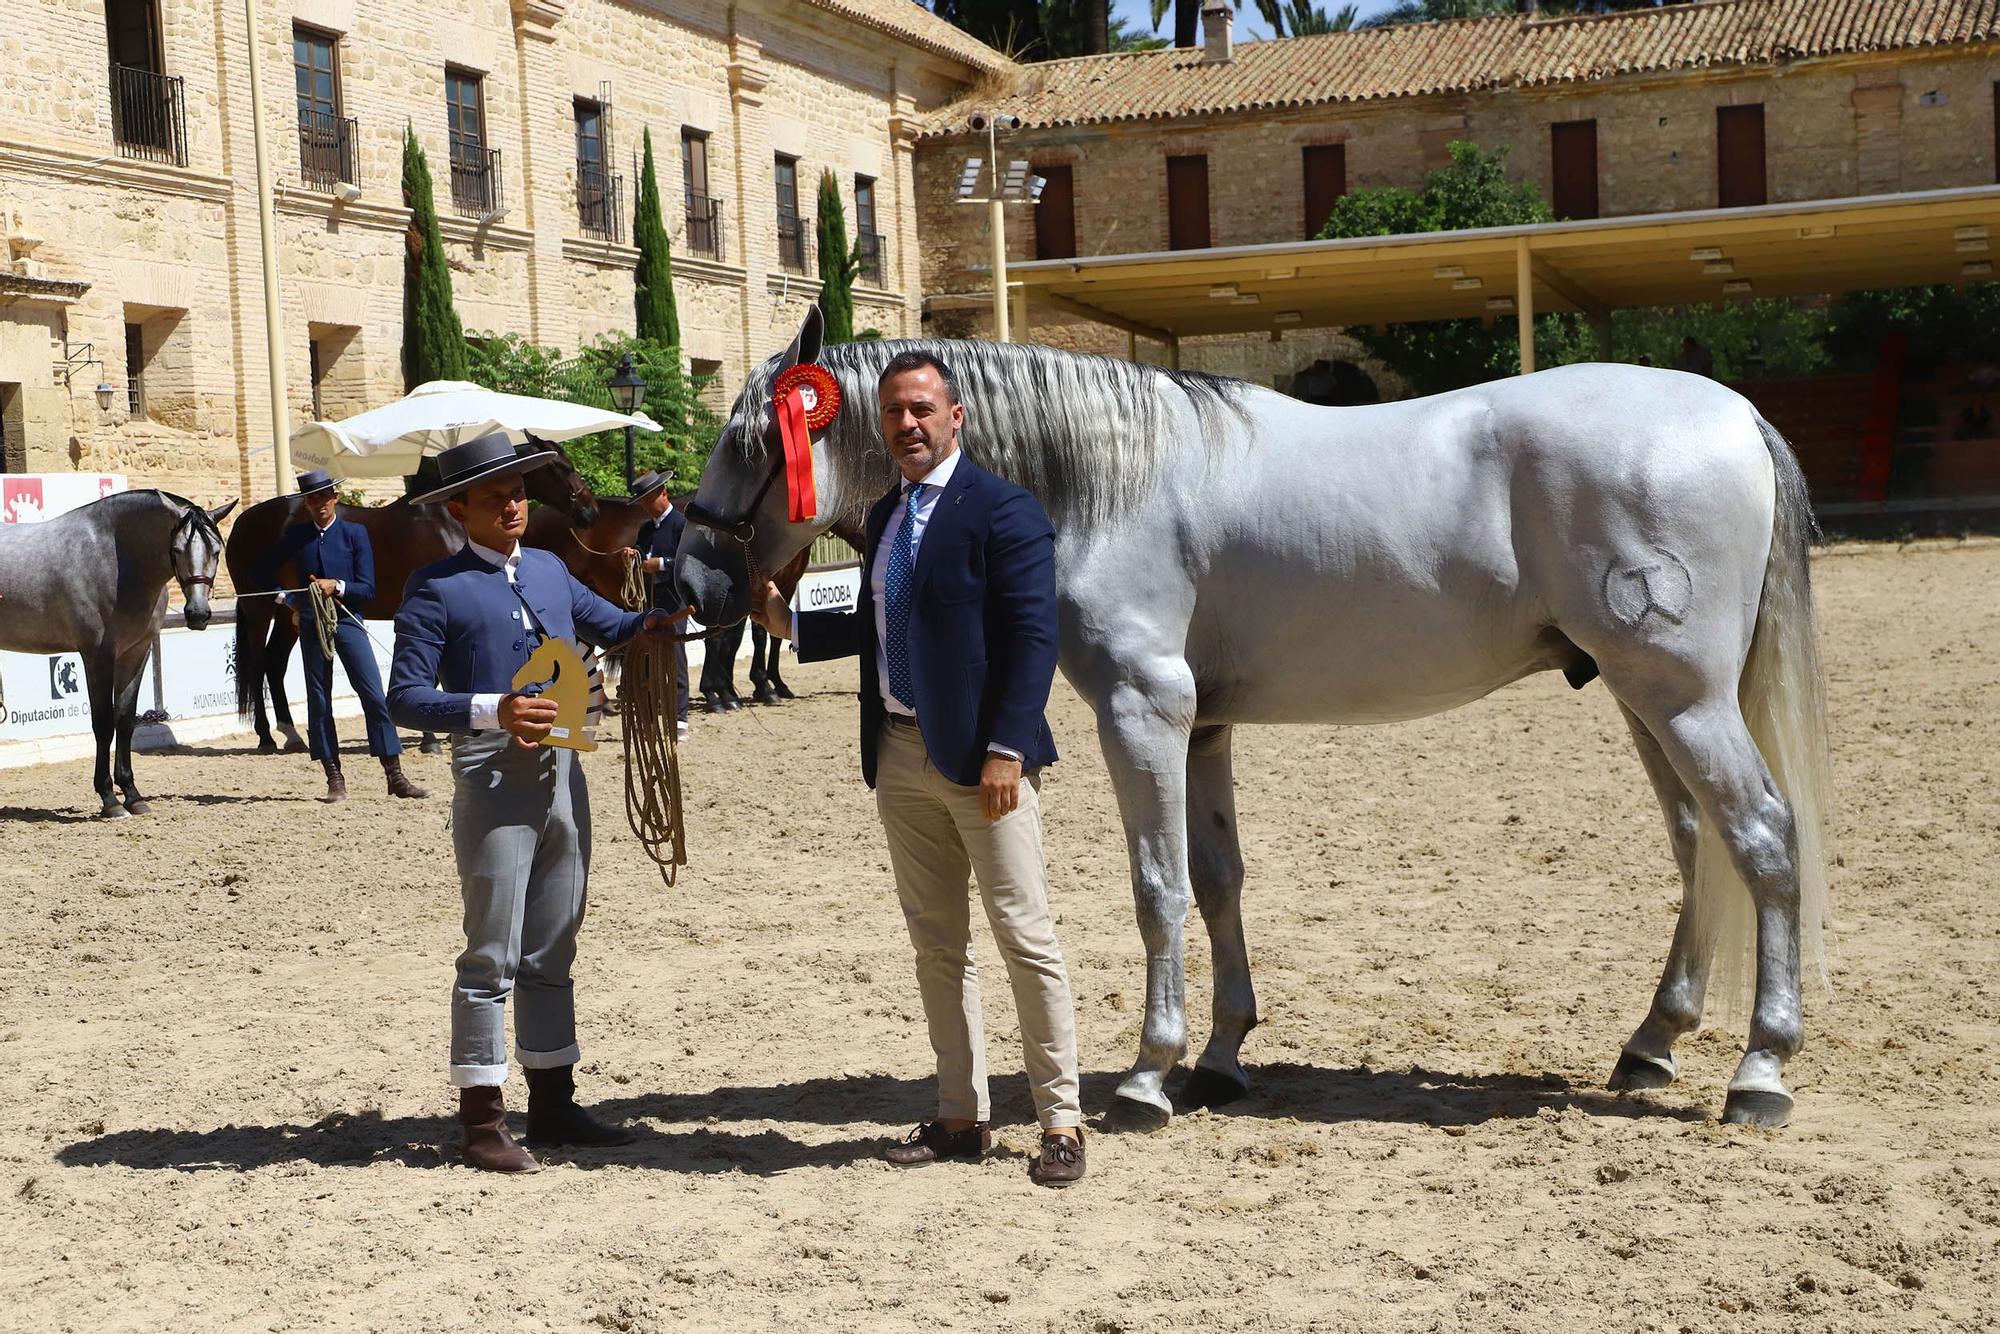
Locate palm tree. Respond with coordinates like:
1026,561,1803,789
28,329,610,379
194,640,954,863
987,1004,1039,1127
1253,0,1359,35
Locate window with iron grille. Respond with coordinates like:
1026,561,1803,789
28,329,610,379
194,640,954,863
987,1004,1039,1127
107,0,186,166
854,175,883,286
125,323,146,418
294,25,354,188
774,153,808,273
446,67,496,214
574,97,622,241
682,130,721,260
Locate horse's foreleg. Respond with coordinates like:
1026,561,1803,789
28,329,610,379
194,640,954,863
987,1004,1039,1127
1609,703,1708,1093
112,646,150,814
1180,724,1256,1110
269,618,306,751
1094,666,1197,1133
1636,698,1805,1128
83,647,121,818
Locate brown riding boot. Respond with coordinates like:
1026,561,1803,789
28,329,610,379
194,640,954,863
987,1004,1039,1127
319,758,347,803
458,1086,540,1173
382,755,429,800
524,1065,635,1147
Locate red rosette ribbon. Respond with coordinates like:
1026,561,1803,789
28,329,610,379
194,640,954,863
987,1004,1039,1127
772,365,840,524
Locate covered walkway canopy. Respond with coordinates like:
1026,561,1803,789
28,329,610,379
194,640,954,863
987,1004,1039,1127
1004,184,2000,373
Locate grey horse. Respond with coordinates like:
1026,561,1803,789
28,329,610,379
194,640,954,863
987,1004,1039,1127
677,309,1833,1133
0,490,235,816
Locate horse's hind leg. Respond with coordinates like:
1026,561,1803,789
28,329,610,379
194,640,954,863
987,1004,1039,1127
1180,724,1257,1110
268,619,306,752
1092,662,1198,1133
1608,703,1709,1092
1622,694,1804,1128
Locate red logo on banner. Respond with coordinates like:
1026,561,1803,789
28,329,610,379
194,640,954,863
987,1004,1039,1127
2,477,44,523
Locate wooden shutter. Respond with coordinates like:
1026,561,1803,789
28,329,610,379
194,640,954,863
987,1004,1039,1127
1550,120,1598,220
1034,164,1075,260
1302,144,1346,239
1717,104,1767,208
1166,154,1210,250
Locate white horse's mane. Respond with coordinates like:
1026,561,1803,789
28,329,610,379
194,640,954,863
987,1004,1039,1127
730,338,1251,527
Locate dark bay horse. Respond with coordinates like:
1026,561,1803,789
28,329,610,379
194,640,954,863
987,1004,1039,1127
0,491,236,816
225,447,600,751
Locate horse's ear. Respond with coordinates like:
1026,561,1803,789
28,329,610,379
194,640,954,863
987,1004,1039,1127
782,304,824,369
208,499,238,523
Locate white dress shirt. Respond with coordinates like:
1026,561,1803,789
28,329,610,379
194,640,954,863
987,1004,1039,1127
466,539,536,731
311,514,344,596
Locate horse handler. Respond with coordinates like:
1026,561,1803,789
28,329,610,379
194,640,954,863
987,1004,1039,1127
753,350,1085,1187
388,433,684,1174
253,467,426,803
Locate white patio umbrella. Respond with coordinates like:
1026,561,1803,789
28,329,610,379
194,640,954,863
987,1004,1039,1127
288,380,664,479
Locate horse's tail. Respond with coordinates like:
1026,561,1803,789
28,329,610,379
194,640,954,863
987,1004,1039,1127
234,592,269,723
1696,417,1836,1012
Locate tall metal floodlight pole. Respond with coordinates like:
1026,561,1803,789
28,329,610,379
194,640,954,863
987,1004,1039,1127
957,114,1044,344
244,0,290,489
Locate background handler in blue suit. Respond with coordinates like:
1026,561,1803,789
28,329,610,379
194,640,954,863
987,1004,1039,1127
389,433,683,1174
253,467,427,803
753,350,1085,1188
625,469,691,739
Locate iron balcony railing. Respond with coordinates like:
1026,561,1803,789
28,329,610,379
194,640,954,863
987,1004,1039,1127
577,165,624,242
855,230,886,287
450,146,502,217
684,192,724,261
776,209,812,275
298,110,357,189
110,63,188,167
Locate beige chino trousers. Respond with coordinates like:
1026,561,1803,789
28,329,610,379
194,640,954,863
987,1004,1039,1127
874,716,1082,1129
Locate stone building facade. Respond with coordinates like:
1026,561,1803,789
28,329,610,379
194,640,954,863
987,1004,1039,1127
912,1,2000,396
0,0,1001,501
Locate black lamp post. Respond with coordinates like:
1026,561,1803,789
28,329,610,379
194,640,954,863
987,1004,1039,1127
607,352,648,489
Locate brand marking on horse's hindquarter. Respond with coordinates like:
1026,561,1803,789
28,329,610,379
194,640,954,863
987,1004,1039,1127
1604,553,1693,627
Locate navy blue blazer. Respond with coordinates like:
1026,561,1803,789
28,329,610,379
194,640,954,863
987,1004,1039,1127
797,455,1059,789
255,518,376,614
388,546,645,735
636,506,686,611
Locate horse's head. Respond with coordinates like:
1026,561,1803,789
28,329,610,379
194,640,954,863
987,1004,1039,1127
676,305,834,627
524,439,601,528
172,498,235,631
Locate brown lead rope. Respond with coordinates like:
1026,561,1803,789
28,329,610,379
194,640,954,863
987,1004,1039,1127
613,546,688,886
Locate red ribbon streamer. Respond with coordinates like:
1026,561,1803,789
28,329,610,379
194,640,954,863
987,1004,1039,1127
776,385,818,523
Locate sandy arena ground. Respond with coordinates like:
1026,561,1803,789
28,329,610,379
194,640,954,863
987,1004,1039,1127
0,541,1995,1333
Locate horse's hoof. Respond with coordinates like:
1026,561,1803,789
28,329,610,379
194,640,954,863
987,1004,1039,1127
99,803,129,820
1608,1052,1676,1092
122,798,151,817
1721,1087,1793,1129
1177,1066,1249,1111
281,738,308,755
419,738,443,756
256,738,278,755
1102,1095,1172,1135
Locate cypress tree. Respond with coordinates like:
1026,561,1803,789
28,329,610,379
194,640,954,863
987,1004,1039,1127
815,169,855,344
632,128,681,347
401,124,468,387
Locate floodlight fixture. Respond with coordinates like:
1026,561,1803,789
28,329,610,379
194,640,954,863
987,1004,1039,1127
1027,174,1047,202
1002,160,1030,196
957,157,984,199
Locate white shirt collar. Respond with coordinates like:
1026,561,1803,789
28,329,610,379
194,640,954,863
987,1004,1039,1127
468,539,521,571
903,446,961,495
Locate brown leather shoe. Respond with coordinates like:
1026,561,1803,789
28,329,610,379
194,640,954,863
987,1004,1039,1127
381,755,429,799
1028,1129,1085,1187
883,1120,991,1166
524,1065,635,1147
458,1085,539,1173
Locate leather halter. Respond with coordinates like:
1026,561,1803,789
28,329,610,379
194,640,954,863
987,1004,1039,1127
682,446,784,546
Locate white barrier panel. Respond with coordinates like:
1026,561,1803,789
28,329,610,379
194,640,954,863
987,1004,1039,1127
2,473,128,524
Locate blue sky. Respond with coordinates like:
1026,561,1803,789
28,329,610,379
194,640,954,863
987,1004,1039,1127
1109,0,1409,44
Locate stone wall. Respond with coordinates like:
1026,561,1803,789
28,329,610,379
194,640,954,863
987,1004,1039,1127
0,0,983,513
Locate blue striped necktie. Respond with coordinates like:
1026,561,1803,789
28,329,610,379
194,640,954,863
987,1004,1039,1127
883,483,925,710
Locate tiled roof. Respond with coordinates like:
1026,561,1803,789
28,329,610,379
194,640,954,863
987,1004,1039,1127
918,0,2000,135
801,0,1012,75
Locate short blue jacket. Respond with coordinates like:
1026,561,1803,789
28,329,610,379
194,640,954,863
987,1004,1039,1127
388,545,645,734
255,518,376,614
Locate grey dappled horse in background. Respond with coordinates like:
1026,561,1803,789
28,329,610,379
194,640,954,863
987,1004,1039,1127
676,309,1833,1132
0,491,235,816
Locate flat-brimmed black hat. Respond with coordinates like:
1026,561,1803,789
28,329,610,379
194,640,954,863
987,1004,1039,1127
630,469,672,500
406,431,558,505
296,467,337,496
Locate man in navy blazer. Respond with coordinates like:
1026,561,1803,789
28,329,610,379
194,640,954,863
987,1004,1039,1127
389,432,677,1174
627,470,690,737
253,467,424,802
755,350,1085,1187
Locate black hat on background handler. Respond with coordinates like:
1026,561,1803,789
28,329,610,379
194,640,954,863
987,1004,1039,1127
296,467,339,496
406,431,559,506
629,468,672,501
